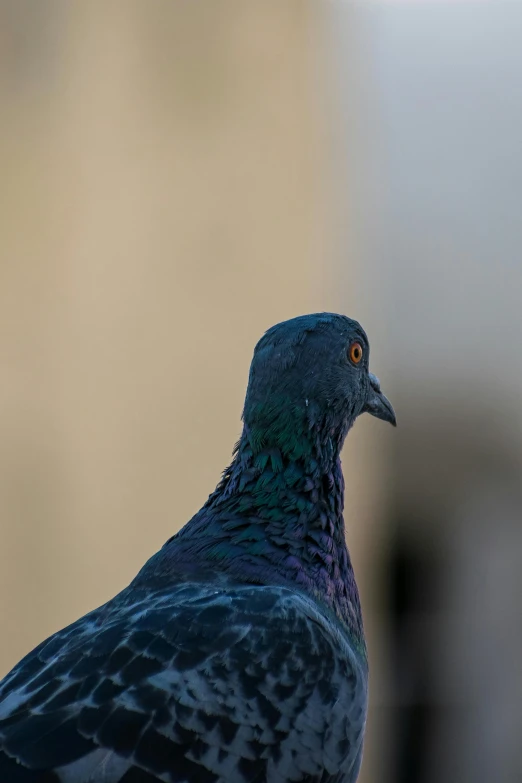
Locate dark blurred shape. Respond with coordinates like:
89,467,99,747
388,524,442,783
384,404,522,783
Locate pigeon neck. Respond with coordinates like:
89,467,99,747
201,418,365,648
241,395,351,470
217,395,354,503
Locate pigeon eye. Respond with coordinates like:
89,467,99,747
348,342,363,365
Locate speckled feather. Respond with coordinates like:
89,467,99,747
0,313,395,782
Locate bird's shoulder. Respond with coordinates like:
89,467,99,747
1,578,364,700
0,580,367,782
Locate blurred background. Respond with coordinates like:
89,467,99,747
1,1,521,781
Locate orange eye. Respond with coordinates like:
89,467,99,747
348,342,363,365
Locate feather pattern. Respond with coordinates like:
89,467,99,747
0,583,367,782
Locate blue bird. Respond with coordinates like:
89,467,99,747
0,313,395,783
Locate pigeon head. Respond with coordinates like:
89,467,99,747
243,313,395,457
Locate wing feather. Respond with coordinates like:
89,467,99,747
0,583,366,783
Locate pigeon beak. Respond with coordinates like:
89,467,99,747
363,373,397,426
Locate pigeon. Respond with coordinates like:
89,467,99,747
0,313,396,783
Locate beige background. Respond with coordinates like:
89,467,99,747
0,0,346,661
